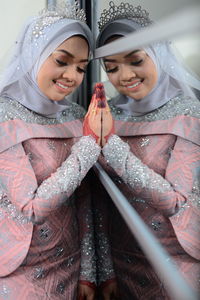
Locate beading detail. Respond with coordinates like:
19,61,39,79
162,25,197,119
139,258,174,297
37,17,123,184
98,1,152,31
0,97,85,125
32,1,86,40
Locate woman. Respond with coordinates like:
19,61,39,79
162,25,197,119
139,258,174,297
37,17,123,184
0,2,100,299
91,1,200,299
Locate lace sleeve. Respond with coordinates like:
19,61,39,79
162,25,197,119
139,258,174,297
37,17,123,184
102,135,200,216
75,177,96,283
0,136,100,224
92,174,116,285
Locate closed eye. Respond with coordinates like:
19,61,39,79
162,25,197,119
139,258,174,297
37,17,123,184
77,67,86,73
56,59,67,66
130,59,143,66
106,66,119,73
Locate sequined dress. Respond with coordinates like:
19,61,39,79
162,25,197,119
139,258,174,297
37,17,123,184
94,94,200,299
0,98,100,300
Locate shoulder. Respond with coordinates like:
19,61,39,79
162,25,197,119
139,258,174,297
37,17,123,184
108,94,200,122
0,98,86,125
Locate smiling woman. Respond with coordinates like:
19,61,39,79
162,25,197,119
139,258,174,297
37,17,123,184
103,48,158,100
37,36,89,101
0,2,100,300
92,1,200,299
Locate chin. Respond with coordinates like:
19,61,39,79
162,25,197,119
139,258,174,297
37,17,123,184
50,94,67,102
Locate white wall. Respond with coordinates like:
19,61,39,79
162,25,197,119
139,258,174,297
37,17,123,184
0,0,46,61
0,0,199,77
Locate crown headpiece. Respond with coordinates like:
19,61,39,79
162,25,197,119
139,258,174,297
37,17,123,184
32,1,86,40
98,1,152,31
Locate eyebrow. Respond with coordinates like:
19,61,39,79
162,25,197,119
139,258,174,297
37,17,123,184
56,49,88,62
104,49,141,62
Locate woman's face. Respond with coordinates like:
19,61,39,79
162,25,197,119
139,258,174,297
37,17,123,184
37,36,89,101
104,48,158,100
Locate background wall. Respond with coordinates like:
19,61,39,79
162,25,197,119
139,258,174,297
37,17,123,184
0,0,46,62
0,0,199,77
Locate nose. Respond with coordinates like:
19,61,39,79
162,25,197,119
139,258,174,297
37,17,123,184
62,65,77,82
119,64,136,82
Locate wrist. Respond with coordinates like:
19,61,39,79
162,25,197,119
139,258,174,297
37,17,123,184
79,280,96,291
99,278,117,289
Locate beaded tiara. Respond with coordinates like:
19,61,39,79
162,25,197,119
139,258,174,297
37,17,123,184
32,0,86,40
98,1,153,31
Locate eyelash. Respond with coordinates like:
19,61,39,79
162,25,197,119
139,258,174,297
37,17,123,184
56,59,86,73
106,59,144,73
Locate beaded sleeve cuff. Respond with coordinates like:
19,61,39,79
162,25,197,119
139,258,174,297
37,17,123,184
36,136,100,200
103,134,172,194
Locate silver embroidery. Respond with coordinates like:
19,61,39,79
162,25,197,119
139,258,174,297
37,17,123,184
0,97,85,124
103,135,129,175
63,257,74,267
0,284,11,298
56,281,66,294
190,181,200,207
54,247,64,258
103,135,172,193
151,220,162,231
0,191,30,224
96,232,115,284
109,95,200,122
27,152,34,161
39,226,51,240
36,136,100,200
140,137,150,147
95,208,115,284
47,140,56,151
79,203,96,283
33,267,46,279
80,232,96,283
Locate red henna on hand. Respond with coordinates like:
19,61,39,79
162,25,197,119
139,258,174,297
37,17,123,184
83,83,114,147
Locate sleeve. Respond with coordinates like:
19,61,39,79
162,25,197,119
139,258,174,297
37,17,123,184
102,134,200,217
0,136,100,224
92,168,116,285
75,175,96,284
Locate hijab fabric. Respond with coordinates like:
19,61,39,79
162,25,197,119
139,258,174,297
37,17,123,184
97,19,200,116
0,11,93,117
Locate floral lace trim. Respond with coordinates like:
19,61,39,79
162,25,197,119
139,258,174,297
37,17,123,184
0,190,30,224
0,97,85,124
103,135,171,193
36,136,100,199
109,95,200,122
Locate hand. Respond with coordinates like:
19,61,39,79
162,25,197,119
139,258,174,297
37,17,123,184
83,83,114,147
100,88,114,146
77,281,96,300
101,279,120,300
83,83,102,145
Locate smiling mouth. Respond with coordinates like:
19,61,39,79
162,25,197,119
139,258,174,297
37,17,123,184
124,79,144,89
53,80,73,90
127,82,141,89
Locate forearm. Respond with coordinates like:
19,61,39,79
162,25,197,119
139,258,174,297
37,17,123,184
102,135,187,216
0,136,100,223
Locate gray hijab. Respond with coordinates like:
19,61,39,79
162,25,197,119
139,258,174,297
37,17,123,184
97,19,199,116
0,9,93,118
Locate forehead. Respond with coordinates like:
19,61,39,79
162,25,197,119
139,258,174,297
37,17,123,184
104,49,145,61
54,36,89,60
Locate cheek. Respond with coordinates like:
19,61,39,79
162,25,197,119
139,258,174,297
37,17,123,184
77,73,85,85
151,69,158,86
37,66,49,88
107,74,119,86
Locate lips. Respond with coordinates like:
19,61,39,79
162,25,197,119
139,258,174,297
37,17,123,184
127,81,141,89
53,80,73,91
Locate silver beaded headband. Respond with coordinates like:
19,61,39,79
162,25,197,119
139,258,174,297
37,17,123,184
32,1,86,40
98,1,153,31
